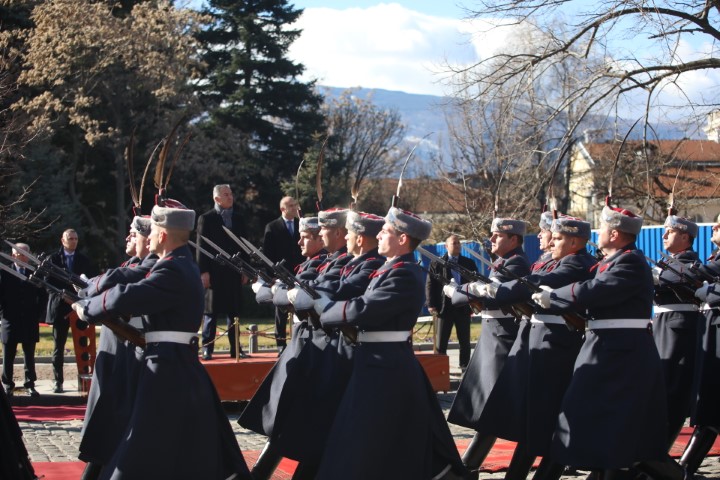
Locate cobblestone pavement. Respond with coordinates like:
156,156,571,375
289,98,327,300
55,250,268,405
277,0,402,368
12,357,720,479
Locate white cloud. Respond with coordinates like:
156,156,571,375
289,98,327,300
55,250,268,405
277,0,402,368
288,3,512,96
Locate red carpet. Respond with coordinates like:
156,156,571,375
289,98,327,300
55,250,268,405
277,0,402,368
30,427,720,478
13,405,86,422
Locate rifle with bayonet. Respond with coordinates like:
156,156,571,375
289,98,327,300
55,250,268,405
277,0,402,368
466,247,588,331
416,246,490,314
191,238,273,284
4,240,89,290
221,227,358,341
650,252,707,305
0,254,146,348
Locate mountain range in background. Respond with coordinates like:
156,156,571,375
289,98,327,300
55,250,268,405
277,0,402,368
319,86,705,168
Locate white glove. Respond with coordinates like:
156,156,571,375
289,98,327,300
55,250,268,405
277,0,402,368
80,274,89,282
255,284,273,303
652,266,662,285
484,282,499,299
270,280,282,295
467,281,487,297
695,281,712,301
313,294,332,316
251,281,265,294
71,299,90,322
76,287,90,299
531,285,554,309
442,279,458,298
287,288,314,310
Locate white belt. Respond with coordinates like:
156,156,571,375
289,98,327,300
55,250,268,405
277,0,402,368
654,304,698,313
587,319,651,330
482,309,514,319
530,314,566,325
357,331,411,343
144,331,198,344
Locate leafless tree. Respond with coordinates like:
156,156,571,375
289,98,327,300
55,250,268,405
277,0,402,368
438,1,720,221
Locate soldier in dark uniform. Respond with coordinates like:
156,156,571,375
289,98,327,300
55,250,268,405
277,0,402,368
312,207,468,480
445,217,531,477
1,243,47,398
244,216,328,479
532,205,679,480
72,201,251,480
652,215,702,450
279,211,386,479
77,216,157,480
425,234,478,371
479,215,596,480
685,214,720,477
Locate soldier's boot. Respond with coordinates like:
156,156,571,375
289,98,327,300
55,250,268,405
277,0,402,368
531,458,566,480
504,443,536,480
251,441,283,480
679,426,718,477
461,433,497,479
291,462,319,480
635,455,686,480
80,462,103,480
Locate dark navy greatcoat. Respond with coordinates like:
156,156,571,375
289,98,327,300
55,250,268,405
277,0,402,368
652,248,702,444
0,267,46,344
482,249,595,456
545,243,667,469
239,253,330,437
316,253,467,480
83,245,251,480
447,246,530,431
78,254,157,465
691,250,720,429
269,249,385,466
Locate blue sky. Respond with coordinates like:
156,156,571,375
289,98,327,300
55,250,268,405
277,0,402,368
183,1,720,125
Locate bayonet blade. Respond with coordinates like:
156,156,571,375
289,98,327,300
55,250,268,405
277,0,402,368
0,261,29,281
221,226,253,255
0,252,36,271
199,235,233,259
416,246,444,265
3,240,42,265
464,247,495,271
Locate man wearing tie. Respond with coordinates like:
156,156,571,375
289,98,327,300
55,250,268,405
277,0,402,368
45,229,97,393
425,234,478,371
196,184,248,360
261,196,303,351
1,243,47,397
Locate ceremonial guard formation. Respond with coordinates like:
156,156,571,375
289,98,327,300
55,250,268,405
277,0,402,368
72,200,252,480
5,134,720,480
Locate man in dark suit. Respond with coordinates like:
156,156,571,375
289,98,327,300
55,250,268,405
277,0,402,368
45,228,97,393
425,234,478,370
196,184,247,360
1,243,47,397
261,196,303,350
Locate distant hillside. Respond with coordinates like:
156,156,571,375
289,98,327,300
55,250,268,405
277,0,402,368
318,86,706,170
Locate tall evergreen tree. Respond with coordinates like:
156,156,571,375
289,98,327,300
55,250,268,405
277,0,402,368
194,0,326,235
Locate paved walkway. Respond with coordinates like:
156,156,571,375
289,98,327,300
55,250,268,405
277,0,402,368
10,350,720,479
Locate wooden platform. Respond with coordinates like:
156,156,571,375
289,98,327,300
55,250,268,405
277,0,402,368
201,351,450,402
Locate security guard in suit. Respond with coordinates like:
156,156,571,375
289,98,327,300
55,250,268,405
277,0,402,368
425,234,478,370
